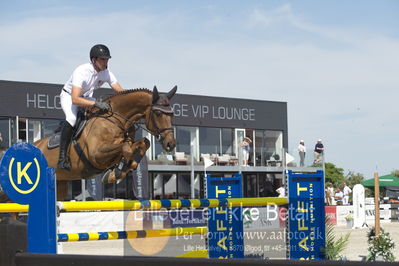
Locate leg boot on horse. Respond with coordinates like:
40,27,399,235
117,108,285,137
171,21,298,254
57,122,74,171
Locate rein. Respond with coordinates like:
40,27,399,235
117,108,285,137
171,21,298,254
89,104,173,142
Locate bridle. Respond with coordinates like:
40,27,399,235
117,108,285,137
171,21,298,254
143,104,174,142
91,103,174,143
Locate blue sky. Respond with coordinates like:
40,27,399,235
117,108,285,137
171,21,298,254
1,0,398,178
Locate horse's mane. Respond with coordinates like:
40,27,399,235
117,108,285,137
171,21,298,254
103,88,152,101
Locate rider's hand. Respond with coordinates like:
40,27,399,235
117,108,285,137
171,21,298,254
94,100,110,111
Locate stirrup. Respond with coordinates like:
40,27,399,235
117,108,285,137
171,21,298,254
57,157,71,171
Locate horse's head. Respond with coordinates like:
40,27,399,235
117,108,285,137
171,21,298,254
145,86,177,152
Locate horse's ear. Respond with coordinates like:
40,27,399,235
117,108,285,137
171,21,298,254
152,86,160,104
167,85,177,99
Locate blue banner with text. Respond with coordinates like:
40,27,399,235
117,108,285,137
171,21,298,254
288,170,325,260
206,174,244,259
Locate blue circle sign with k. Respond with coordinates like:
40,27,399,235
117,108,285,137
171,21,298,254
0,142,48,204
0,142,57,253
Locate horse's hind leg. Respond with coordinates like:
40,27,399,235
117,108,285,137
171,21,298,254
102,137,150,184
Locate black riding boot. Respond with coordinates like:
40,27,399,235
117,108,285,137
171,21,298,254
57,122,74,171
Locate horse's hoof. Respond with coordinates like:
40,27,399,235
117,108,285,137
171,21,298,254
101,169,112,184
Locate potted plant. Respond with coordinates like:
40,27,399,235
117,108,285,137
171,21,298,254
345,213,353,229
367,227,396,262
323,216,350,260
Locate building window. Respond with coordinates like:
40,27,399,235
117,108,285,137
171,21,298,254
199,127,234,156
199,127,220,155
153,137,163,160
175,126,191,154
244,174,258,197
221,128,234,155
254,130,264,166
265,130,283,163
253,130,283,166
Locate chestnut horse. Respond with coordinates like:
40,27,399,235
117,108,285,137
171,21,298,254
34,86,177,200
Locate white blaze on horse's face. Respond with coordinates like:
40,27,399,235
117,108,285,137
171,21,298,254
149,86,177,152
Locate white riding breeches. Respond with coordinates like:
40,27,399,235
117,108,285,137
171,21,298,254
60,90,95,127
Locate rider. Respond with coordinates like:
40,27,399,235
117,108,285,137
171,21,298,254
58,44,125,171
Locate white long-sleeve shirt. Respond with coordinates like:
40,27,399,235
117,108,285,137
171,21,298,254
63,63,117,98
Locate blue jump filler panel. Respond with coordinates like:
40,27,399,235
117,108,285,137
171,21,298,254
0,143,57,254
287,170,325,260
206,173,244,259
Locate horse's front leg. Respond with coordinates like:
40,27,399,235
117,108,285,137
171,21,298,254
102,137,150,184
124,137,151,171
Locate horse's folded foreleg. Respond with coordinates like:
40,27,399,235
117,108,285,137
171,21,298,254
102,138,150,184
126,137,150,170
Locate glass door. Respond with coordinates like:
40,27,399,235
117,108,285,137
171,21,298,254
234,128,245,165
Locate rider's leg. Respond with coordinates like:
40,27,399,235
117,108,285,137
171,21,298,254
57,122,74,171
59,89,78,171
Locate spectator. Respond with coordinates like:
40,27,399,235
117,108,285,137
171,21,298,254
276,185,286,197
343,183,352,205
325,184,333,205
298,140,306,167
240,137,252,166
328,184,335,205
313,139,324,164
261,178,275,197
334,187,344,205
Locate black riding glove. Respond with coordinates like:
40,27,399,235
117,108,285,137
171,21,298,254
94,100,110,111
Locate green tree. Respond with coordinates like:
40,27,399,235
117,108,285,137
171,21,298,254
345,171,364,187
324,162,345,187
390,170,399,177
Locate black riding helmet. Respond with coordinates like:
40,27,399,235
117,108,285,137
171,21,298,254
90,44,111,60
